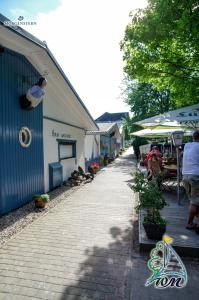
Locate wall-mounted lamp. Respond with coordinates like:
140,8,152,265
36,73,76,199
20,77,47,110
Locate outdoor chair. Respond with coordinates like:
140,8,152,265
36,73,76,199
160,170,178,192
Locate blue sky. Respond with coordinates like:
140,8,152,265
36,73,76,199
1,0,148,119
0,0,61,19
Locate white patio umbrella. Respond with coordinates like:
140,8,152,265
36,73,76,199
131,128,193,137
135,104,199,128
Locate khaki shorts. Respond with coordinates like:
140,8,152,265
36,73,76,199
183,175,199,206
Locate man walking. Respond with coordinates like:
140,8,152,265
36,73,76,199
182,130,199,232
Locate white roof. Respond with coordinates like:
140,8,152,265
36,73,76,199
97,122,116,132
86,122,121,136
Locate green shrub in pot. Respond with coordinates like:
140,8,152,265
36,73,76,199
33,194,49,208
132,172,167,240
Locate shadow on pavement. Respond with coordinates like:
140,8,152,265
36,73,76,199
60,223,134,300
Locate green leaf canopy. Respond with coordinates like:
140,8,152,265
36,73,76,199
121,0,199,106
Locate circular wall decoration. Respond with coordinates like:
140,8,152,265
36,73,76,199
19,127,32,148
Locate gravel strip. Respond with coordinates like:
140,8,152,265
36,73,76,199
0,183,84,248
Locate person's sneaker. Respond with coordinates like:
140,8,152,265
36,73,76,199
195,226,199,235
186,224,196,230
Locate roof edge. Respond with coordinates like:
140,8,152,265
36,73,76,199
0,13,99,130
45,46,99,129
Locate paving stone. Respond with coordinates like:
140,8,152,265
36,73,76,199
0,149,134,300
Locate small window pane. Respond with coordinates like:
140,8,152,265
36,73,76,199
60,144,73,159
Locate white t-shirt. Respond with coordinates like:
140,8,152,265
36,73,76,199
182,142,199,176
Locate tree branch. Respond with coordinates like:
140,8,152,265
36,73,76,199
163,60,199,73
150,68,199,81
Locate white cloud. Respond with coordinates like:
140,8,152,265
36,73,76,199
24,0,148,118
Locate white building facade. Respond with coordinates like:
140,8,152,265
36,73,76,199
0,14,99,214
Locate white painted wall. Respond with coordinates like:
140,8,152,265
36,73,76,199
43,118,85,192
85,135,100,161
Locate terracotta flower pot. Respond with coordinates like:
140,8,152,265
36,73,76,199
33,194,49,209
34,198,46,208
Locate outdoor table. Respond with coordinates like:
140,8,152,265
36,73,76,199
163,164,177,171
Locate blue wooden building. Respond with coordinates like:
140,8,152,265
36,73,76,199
0,14,99,215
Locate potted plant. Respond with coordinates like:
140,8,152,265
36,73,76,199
33,194,49,208
90,162,100,174
100,156,104,166
132,172,167,240
108,156,114,163
119,149,123,155
103,155,109,166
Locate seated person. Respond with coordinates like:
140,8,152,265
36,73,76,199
147,153,162,183
146,146,162,162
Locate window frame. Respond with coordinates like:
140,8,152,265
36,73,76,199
57,139,77,161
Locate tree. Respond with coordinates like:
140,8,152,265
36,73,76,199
121,0,199,106
131,136,149,159
122,79,176,158
122,109,143,140
123,80,175,121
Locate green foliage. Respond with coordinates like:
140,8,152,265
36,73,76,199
122,114,133,140
121,0,199,106
40,194,50,202
131,136,148,159
32,194,50,203
121,80,176,145
122,80,176,121
132,172,167,225
144,211,167,226
131,171,148,193
122,113,143,141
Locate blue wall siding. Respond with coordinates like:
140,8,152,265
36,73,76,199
0,47,44,214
